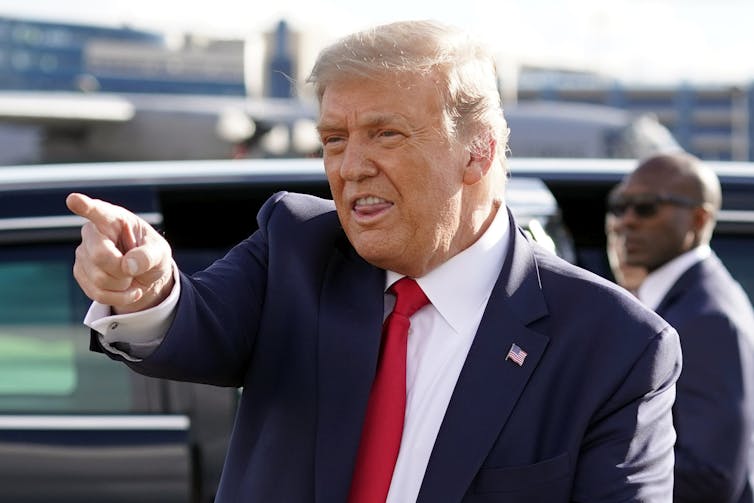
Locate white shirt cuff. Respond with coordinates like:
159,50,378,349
84,263,181,362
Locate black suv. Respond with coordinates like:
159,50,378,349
509,157,754,305
0,158,571,502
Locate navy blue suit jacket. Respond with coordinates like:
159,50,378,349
101,192,682,502
654,254,754,503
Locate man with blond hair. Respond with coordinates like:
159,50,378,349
68,20,681,502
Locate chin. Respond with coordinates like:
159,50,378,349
347,229,390,256
352,243,406,273
353,244,392,269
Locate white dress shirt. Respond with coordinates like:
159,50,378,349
637,244,711,310
84,205,510,502
85,264,181,361
383,206,509,502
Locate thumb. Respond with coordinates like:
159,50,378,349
121,235,171,278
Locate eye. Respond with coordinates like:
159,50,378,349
376,129,405,145
321,134,345,148
380,130,400,137
321,134,344,144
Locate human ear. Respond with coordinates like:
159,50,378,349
462,136,495,185
691,205,716,241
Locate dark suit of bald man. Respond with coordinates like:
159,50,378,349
655,253,754,503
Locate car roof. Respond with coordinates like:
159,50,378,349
507,157,754,229
0,158,327,191
507,157,754,181
0,158,559,224
4,156,754,194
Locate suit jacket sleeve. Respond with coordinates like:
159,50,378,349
574,323,680,502
110,191,289,386
672,312,752,502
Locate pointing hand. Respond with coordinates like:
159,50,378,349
66,193,174,314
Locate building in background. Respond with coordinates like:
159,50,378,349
516,66,753,162
263,20,297,99
84,36,245,95
0,15,245,95
0,16,320,163
0,15,751,163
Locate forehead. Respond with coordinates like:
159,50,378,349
318,73,443,126
622,169,680,195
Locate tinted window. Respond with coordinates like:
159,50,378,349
0,245,132,412
712,235,754,306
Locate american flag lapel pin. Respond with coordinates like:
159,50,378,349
505,343,527,366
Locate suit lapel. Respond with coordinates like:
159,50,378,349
418,217,551,502
314,236,385,503
654,257,709,316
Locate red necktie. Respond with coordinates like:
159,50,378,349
348,277,430,503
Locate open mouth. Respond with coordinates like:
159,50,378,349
352,196,393,219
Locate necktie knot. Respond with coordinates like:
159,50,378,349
389,277,429,319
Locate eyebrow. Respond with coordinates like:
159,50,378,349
317,112,410,133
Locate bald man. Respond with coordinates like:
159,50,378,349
609,152,754,503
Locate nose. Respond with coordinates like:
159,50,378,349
339,140,378,182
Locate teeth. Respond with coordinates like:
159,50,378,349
355,196,387,205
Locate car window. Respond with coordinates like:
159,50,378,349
711,235,754,306
0,246,132,412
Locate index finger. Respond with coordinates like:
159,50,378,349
66,193,128,232
66,192,98,219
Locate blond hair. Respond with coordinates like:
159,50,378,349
306,20,509,175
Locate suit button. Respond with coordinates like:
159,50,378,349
109,322,119,330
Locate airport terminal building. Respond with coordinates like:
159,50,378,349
0,15,752,163
0,16,245,95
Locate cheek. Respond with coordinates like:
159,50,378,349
652,224,686,256
326,169,344,197
663,214,693,240
412,161,459,199
401,188,443,229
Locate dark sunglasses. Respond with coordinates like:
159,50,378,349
607,194,701,218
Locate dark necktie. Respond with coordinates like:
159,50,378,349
347,277,430,503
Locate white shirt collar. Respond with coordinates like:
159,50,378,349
386,205,510,333
637,244,711,310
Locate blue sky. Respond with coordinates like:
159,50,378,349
0,0,751,85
